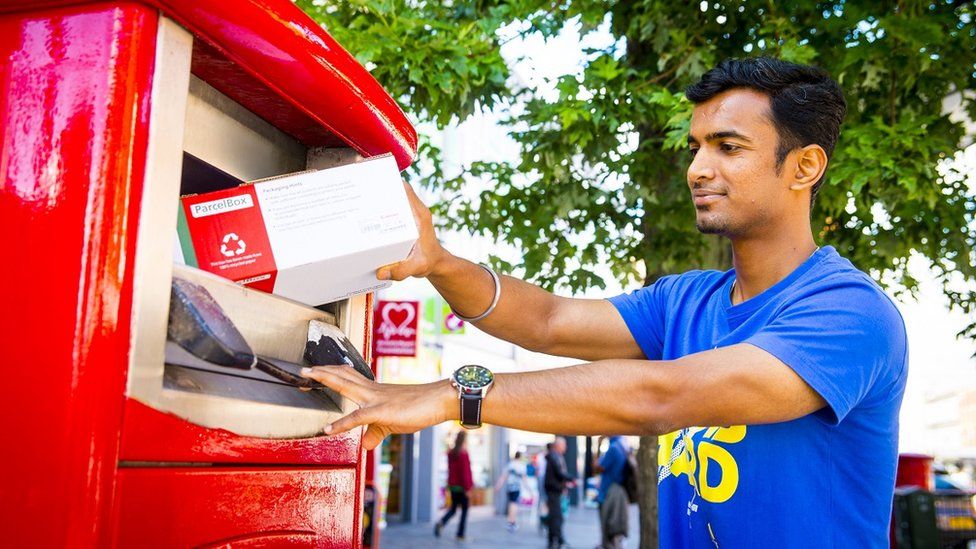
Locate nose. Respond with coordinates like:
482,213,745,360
687,150,716,188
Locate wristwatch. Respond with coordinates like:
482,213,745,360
451,365,494,429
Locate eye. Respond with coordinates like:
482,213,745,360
688,147,700,157
719,142,741,153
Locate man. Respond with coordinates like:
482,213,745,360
594,436,629,549
544,437,574,549
303,58,908,547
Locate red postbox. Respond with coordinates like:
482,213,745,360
1,1,415,547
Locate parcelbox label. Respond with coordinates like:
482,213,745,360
190,194,254,218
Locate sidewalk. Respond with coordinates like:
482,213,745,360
379,504,640,549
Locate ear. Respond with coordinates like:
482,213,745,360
788,144,828,192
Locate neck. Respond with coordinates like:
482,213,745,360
730,229,818,304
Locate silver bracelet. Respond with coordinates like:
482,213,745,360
451,264,501,323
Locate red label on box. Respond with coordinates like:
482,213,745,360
373,300,419,357
181,186,277,293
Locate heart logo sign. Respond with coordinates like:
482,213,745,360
378,302,417,340
373,300,421,357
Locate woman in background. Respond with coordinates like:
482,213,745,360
434,431,473,541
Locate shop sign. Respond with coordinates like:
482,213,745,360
373,300,419,357
424,297,465,335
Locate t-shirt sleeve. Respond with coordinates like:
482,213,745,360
608,275,679,360
744,281,906,425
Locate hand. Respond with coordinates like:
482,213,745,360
376,182,449,281
301,365,456,450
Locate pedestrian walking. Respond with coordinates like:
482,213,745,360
494,451,528,532
544,437,575,549
434,431,473,541
593,436,630,549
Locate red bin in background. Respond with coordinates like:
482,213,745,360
0,1,414,547
897,453,935,491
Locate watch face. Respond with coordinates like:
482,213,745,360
453,365,493,389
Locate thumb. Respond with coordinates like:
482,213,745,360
378,247,425,282
362,424,390,450
386,255,425,281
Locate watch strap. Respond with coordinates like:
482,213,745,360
459,391,483,429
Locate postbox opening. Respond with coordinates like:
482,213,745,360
126,17,370,438
179,152,245,196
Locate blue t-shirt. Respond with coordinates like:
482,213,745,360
597,436,628,503
608,246,907,548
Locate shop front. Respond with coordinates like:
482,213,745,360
371,292,517,527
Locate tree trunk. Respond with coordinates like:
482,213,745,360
636,436,659,549
635,262,667,549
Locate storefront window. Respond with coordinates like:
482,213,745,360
377,434,406,524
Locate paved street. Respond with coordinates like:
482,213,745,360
379,503,640,548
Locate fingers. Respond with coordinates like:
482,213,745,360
318,400,387,449
301,366,371,404
325,407,371,436
401,180,430,219
400,181,433,233
328,364,371,383
376,182,438,282
303,365,368,383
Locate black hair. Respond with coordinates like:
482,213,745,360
514,451,522,459
685,57,847,203
450,431,466,458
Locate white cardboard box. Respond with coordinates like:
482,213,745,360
176,154,417,305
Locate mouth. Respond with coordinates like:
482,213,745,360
692,190,726,208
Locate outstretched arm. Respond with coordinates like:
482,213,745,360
302,343,826,450
377,183,642,361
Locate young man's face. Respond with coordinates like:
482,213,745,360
686,88,797,238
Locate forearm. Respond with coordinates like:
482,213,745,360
428,253,562,353
304,342,827,451
438,359,680,436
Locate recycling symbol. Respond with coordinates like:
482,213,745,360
220,232,247,257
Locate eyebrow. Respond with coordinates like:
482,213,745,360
687,130,753,145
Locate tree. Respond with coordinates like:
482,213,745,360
298,1,976,546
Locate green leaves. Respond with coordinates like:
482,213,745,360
589,56,624,82
297,0,512,125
